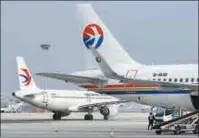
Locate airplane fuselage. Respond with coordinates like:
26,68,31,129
72,64,198,111
13,90,119,113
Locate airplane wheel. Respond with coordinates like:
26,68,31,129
89,115,93,120
53,113,61,120
84,114,89,120
53,114,56,120
84,114,93,120
104,116,108,120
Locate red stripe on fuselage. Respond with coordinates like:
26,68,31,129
79,83,159,89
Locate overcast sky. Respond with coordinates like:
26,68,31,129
1,1,198,103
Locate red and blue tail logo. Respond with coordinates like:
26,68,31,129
19,68,32,86
83,24,104,49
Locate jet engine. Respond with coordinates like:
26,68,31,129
99,105,119,119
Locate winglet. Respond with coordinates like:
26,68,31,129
89,47,124,80
89,48,159,87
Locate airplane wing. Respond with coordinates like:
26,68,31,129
90,48,198,91
78,100,129,109
36,73,103,85
119,77,198,91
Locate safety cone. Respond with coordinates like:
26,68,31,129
110,129,116,137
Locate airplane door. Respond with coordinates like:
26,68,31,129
126,69,138,79
125,69,138,90
43,92,48,103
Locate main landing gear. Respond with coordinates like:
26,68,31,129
53,112,61,120
104,116,108,120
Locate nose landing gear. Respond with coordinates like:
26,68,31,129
84,107,94,120
84,114,93,120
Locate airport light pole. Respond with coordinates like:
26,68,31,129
40,44,51,90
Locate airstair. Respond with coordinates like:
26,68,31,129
4,103,23,113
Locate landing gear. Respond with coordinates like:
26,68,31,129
53,112,61,120
104,116,108,120
84,114,93,120
100,106,110,120
84,107,93,120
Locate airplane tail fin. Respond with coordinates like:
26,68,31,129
76,4,144,69
16,57,39,91
82,47,99,70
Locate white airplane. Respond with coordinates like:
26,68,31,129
37,4,198,112
12,57,127,120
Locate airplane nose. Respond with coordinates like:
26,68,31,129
12,92,16,97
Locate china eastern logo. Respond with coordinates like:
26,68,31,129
83,24,104,49
19,68,32,86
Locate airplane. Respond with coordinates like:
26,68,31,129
12,56,128,120
36,4,198,112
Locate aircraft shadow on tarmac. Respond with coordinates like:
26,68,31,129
1,119,110,124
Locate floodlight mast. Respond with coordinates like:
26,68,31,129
40,44,51,90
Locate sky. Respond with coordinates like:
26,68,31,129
1,1,198,104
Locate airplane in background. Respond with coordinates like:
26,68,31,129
12,57,127,120
37,4,198,111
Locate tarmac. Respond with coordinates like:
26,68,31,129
1,112,198,137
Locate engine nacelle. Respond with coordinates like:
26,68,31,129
100,105,119,118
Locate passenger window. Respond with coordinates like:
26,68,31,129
163,73,168,76
153,78,156,81
191,78,194,82
197,78,199,82
153,73,156,77
180,78,183,83
169,78,172,82
185,78,189,83
163,78,166,81
158,78,161,81
174,78,178,82
159,73,162,77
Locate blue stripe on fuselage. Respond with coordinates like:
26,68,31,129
96,90,190,95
